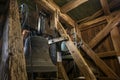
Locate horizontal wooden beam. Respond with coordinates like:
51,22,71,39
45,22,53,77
97,51,117,58
97,77,116,80
80,21,107,31
34,0,75,28
61,0,88,13
88,14,120,48
62,51,117,59
77,0,120,24
79,10,120,29
79,16,107,29
77,9,103,24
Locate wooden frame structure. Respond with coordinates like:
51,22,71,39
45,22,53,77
35,0,120,80
3,0,120,79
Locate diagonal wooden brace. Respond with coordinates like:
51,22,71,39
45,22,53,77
57,21,96,80
80,41,120,79
89,14,120,48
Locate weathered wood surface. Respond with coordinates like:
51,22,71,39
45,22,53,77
111,26,120,65
57,62,69,80
61,0,88,13
77,0,120,23
34,0,75,28
100,0,110,15
80,20,120,77
80,41,120,79
8,0,27,80
57,21,96,80
89,14,120,49
79,10,120,30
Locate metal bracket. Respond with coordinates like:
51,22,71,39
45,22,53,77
77,39,83,48
48,37,68,44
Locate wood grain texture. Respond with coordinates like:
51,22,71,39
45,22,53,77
57,62,69,80
57,21,96,80
89,14,120,48
111,27,120,56
100,0,110,15
34,0,75,28
81,41,120,79
8,0,27,80
61,0,88,13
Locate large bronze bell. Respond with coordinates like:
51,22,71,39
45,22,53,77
24,36,57,72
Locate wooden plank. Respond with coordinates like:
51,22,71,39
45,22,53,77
80,21,107,31
80,41,120,79
100,0,110,15
111,27,120,63
34,0,75,28
97,51,117,58
97,77,116,80
88,14,120,48
61,0,88,13
77,0,120,24
77,9,103,24
111,27,120,56
58,62,69,80
78,10,120,29
57,22,96,80
79,16,107,29
62,51,117,59
8,0,27,80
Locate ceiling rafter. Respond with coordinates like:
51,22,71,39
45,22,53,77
100,0,110,15
61,0,88,13
34,0,75,28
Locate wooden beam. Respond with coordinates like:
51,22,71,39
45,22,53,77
58,62,69,80
80,41,120,79
57,22,96,80
62,51,117,59
77,9,103,23
77,0,120,24
79,10,120,29
88,14,120,48
111,27,120,56
51,10,96,79
8,0,27,80
80,21,107,31
100,0,110,15
97,77,116,80
34,0,75,28
97,51,117,58
79,16,107,29
111,27,120,63
61,0,88,13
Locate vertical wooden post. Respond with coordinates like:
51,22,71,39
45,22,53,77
57,52,69,80
8,0,27,80
111,26,120,63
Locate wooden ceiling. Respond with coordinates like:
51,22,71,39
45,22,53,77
16,0,120,26
53,0,120,23
54,0,101,21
